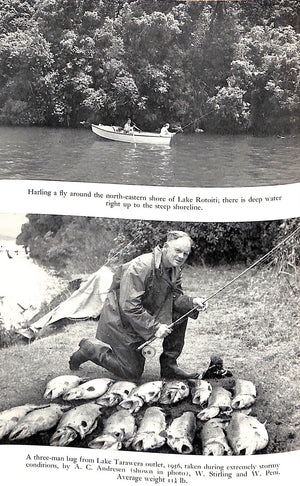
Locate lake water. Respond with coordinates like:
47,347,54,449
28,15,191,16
0,241,65,329
0,126,299,187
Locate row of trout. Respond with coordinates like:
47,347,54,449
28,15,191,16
0,376,268,455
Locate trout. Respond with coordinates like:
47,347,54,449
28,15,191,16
0,404,49,440
232,379,256,409
63,378,114,401
88,410,136,450
96,381,137,407
226,412,269,455
191,379,212,406
44,375,83,400
200,418,232,456
131,407,166,451
9,404,68,441
197,387,232,421
119,381,164,413
50,403,102,447
166,412,196,454
160,381,190,405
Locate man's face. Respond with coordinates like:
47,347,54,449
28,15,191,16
162,236,191,268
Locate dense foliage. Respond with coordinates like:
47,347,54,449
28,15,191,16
0,0,299,134
16,215,300,273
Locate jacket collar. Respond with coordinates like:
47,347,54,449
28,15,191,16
153,246,163,269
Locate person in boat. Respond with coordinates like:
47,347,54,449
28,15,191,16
69,231,208,381
123,118,140,134
160,123,173,136
123,118,133,133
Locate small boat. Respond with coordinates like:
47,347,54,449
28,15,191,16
91,124,175,145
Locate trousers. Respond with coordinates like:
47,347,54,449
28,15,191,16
77,317,188,380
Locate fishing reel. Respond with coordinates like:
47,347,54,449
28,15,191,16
140,344,156,358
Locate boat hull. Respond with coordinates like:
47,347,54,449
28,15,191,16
91,124,174,145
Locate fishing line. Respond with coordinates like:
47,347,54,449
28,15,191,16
138,225,300,355
178,109,217,132
105,235,139,266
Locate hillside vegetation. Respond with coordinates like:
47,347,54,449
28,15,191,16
0,0,299,134
16,216,300,275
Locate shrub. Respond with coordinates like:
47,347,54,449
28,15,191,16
16,216,300,273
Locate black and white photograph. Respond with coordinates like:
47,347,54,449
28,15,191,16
0,1,299,484
0,0,299,187
0,213,299,457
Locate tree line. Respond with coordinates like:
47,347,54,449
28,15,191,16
16,215,299,274
0,0,299,134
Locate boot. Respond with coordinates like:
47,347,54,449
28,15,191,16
69,338,111,371
98,352,139,381
160,364,199,380
69,338,138,380
160,318,199,379
69,347,88,370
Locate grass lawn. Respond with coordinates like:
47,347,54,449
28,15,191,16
0,263,299,453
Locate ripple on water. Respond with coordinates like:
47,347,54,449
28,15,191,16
0,127,299,187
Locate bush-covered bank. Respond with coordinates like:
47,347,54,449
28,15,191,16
16,215,300,275
0,0,299,134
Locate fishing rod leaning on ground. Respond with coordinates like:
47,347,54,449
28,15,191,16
137,225,300,358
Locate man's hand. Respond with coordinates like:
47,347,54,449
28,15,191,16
193,297,208,311
155,324,172,339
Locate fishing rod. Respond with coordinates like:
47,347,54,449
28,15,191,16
175,109,217,133
105,236,140,266
137,225,300,358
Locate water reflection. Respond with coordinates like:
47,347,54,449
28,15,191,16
0,126,299,187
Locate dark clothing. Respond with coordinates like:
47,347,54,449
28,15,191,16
94,247,198,378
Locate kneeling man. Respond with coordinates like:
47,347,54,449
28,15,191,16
69,230,206,380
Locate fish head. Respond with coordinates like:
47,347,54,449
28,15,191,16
43,387,56,400
110,381,137,399
232,394,256,410
0,416,20,440
228,413,268,455
231,437,257,456
203,442,227,456
197,406,219,421
167,436,193,454
132,431,166,452
96,395,118,407
63,388,83,401
63,378,113,401
79,378,113,400
50,427,78,447
78,383,101,399
118,396,144,413
44,376,82,400
138,381,163,404
88,434,122,450
75,408,101,439
9,423,32,441
160,381,189,404
45,385,70,401
192,380,212,405
227,414,257,455
120,397,144,413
